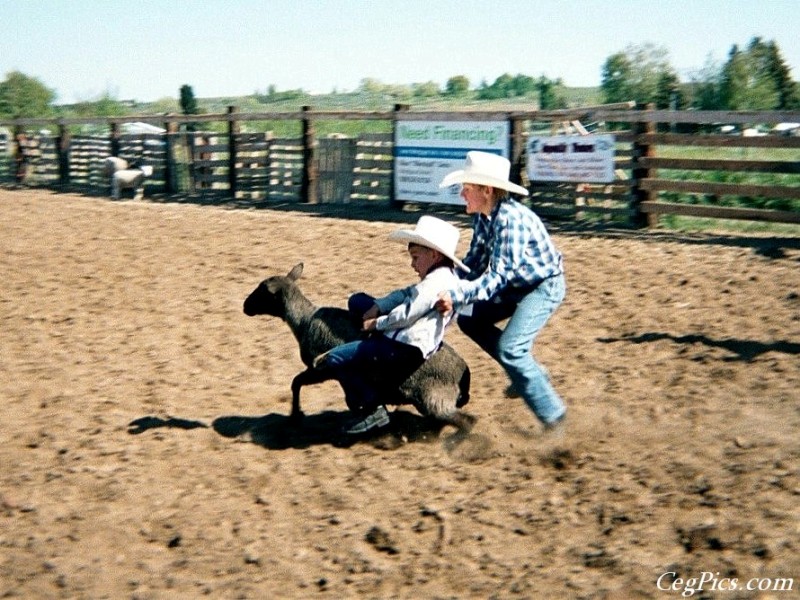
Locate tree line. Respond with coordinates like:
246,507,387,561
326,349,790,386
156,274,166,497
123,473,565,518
0,37,796,120
601,37,798,111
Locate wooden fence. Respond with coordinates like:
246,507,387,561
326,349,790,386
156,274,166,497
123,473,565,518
2,104,799,226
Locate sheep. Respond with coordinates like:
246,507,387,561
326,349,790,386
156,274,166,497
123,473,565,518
243,263,474,433
112,164,153,200
102,156,129,179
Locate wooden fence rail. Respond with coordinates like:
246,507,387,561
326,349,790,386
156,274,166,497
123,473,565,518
2,104,799,226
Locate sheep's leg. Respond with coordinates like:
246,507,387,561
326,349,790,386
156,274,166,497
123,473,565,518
419,385,476,434
443,411,477,434
289,368,332,423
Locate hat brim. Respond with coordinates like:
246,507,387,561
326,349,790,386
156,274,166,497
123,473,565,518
439,169,529,197
389,230,470,273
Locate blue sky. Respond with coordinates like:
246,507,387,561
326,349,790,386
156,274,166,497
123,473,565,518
1,0,798,103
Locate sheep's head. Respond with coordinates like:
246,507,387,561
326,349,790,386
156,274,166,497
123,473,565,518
242,263,303,317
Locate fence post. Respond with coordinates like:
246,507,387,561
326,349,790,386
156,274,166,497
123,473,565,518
227,106,239,198
110,122,121,158
163,119,178,194
509,114,526,193
301,105,317,204
390,103,410,208
57,122,71,186
629,103,656,227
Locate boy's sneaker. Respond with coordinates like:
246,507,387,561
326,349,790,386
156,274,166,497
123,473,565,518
343,405,390,435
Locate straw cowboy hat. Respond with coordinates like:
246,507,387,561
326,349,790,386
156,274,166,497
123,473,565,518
439,151,529,196
389,215,469,272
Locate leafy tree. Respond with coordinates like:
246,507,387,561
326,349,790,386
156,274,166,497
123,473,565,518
600,53,633,104
686,56,724,110
601,43,678,106
0,71,56,118
412,81,440,98
479,73,513,99
537,76,567,109
510,74,537,96
358,78,386,95
445,76,470,96
654,71,683,110
477,73,537,100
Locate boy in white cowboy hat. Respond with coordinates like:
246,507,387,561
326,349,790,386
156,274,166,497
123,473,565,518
315,215,467,435
435,151,567,431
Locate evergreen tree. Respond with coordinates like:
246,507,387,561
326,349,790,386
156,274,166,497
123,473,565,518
179,84,199,131
719,41,779,110
180,84,198,115
761,39,799,108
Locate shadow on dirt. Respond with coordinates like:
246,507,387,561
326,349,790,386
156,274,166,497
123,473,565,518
598,332,800,362
212,410,451,450
127,416,209,434
127,409,455,451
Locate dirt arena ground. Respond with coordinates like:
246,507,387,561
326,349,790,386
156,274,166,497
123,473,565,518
1,188,798,599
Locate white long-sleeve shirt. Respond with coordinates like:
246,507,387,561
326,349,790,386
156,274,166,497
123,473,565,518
372,266,459,359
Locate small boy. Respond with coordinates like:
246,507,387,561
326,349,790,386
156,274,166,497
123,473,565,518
315,215,468,435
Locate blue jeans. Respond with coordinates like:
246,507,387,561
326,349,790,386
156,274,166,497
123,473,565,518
457,274,566,425
321,293,424,412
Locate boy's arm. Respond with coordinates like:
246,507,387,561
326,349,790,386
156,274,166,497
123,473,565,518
374,276,444,331
373,286,413,315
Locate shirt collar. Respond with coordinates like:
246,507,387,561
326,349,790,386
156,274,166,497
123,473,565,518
478,198,504,225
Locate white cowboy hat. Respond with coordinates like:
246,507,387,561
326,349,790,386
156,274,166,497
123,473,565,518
439,151,529,196
389,215,469,272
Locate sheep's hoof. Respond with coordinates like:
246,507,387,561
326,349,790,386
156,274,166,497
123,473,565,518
449,412,477,434
288,411,305,426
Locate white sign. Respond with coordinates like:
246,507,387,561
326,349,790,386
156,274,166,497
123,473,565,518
394,120,510,205
526,134,616,183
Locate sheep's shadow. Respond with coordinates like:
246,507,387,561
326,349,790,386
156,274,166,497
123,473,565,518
212,410,450,450
127,410,470,451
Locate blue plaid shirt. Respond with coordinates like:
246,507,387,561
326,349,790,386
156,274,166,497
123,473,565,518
450,198,564,307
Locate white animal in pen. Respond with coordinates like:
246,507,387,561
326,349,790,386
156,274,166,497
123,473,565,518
111,164,153,200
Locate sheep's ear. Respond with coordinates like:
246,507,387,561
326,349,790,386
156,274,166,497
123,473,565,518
288,263,303,281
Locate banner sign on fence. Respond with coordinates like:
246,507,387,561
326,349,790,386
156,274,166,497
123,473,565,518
394,120,510,205
526,134,616,183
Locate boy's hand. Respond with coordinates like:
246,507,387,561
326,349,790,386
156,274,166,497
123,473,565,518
362,317,378,331
435,292,453,315
362,304,379,320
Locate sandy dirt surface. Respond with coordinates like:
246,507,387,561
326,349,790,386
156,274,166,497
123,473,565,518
1,187,798,599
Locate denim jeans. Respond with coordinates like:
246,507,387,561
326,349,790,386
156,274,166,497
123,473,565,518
321,293,424,412
457,274,566,425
